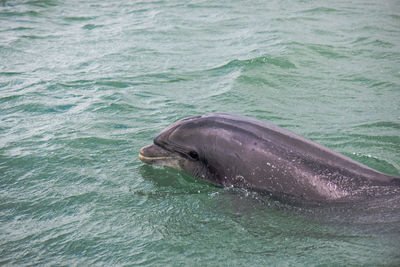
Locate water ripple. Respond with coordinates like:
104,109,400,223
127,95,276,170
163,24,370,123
1,0,400,265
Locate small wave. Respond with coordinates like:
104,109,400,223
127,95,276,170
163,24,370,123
347,133,400,144
1,10,41,17
94,79,133,88
285,41,350,59
274,16,319,23
237,75,278,88
8,27,35,31
68,136,128,148
0,93,22,103
390,14,400,20
352,36,370,44
355,121,400,130
25,0,57,8
351,37,394,48
300,7,340,14
349,152,399,176
10,102,74,114
20,34,55,40
211,55,296,71
307,43,349,59
89,101,140,115
48,80,95,89
63,16,98,22
82,24,104,30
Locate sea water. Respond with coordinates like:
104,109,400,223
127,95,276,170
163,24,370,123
1,0,400,265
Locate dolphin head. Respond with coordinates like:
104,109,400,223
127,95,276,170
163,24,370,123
139,113,278,189
139,114,223,186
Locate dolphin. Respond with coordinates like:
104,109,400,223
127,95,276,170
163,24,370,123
139,113,400,201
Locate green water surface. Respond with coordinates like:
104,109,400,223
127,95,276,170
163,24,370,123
1,0,400,265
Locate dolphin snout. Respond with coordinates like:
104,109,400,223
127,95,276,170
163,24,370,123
139,143,175,164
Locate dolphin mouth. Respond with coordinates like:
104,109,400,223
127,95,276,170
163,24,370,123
139,144,178,164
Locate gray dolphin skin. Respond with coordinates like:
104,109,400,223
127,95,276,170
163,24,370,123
139,113,400,201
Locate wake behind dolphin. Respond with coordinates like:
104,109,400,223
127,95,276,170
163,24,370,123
139,113,400,201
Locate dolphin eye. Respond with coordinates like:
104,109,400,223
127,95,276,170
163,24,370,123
188,151,199,160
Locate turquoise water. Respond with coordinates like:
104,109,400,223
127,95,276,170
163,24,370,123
1,0,400,265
